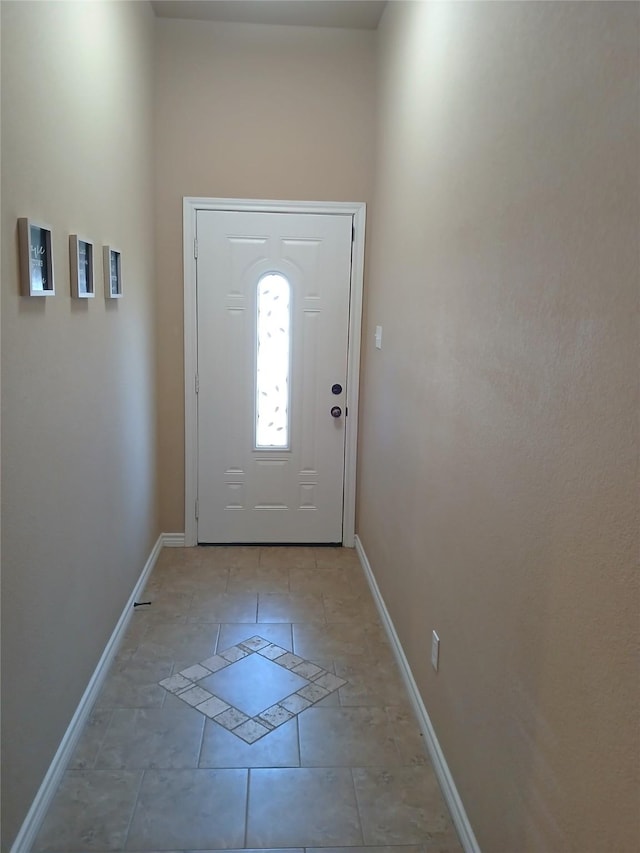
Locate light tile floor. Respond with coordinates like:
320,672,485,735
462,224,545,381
33,546,463,853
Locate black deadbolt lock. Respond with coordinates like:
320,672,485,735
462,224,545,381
331,383,343,395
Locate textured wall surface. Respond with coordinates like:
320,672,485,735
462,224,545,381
1,2,157,846
357,3,639,850
2,4,638,850
154,18,376,532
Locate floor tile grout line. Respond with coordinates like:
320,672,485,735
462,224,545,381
87,707,114,771
295,698,303,767
243,767,252,846
336,659,344,706
348,766,367,846
121,766,147,853
386,703,411,765
195,704,208,768
92,706,125,770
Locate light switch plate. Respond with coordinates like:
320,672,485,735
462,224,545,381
375,325,382,349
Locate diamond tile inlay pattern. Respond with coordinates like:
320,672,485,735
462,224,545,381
200,654,308,717
158,635,347,743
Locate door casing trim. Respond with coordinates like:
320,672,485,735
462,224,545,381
183,197,366,547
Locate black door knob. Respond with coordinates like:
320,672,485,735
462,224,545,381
330,406,342,418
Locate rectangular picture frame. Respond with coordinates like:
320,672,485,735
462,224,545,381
103,245,122,299
69,235,95,298
18,218,55,297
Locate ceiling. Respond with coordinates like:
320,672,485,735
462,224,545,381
151,1,387,30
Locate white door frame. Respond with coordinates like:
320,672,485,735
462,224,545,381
183,197,366,548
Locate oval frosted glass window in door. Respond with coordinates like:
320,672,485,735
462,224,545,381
256,273,291,448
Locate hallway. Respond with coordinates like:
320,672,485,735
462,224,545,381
32,546,462,852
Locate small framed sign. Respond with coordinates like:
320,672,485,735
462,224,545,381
69,235,94,298
18,218,55,296
103,245,122,299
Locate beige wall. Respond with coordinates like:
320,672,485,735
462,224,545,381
2,4,638,850
358,2,639,851
154,18,376,531
1,2,157,846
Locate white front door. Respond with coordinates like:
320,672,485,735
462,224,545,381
196,209,353,543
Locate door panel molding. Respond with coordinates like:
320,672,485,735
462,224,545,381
183,198,366,547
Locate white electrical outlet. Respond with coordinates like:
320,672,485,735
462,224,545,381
431,630,440,671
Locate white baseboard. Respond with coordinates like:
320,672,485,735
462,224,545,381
354,535,481,853
10,534,165,853
162,532,185,548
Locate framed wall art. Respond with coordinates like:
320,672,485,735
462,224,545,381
103,245,122,299
69,235,94,298
18,218,55,296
